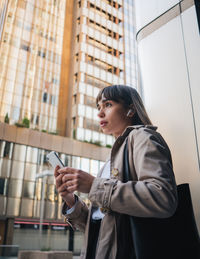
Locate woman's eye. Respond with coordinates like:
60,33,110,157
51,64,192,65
105,102,112,107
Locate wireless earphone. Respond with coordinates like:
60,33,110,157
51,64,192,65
126,110,132,117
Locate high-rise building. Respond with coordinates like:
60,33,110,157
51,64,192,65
0,0,138,253
0,0,66,133
58,0,137,146
0,0,138,145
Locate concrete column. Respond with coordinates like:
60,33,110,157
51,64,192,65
5,218,14,245
0,220,6,245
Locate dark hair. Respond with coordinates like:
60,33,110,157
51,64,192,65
96,85,152,126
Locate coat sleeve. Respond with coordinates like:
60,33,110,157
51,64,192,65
62,196,89,232
88,128,178,218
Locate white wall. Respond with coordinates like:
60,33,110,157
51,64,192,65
135,2,200,231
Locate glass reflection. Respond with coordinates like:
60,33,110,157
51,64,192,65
35,178,42,200
24,163,37,181
11,160,25,179
8,179,23,198
0,158,11,177
26,146,38,163
72,156,80,169
22,180,35,199
47,184,55,202
80,158,90,172
13,144,26,162
90,160,99,177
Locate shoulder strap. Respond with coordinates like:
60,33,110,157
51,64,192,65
123,138,131,183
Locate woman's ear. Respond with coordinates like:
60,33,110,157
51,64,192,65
126,109,134,117
126,105,135,117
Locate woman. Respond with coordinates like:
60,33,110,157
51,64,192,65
54,85,177,259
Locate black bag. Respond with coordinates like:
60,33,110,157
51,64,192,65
123,139,200,259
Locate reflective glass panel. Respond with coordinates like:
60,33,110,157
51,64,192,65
8,179,23,197
13,144,26,162
90,160,99,177
26,146,38,163
22,180,35,199
80,158,90,172
11,160,24,179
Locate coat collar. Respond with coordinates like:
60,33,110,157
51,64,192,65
116,125,158,141
111,125,157,156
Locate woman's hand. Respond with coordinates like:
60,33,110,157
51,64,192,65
54,166,75,208
58,167,95,194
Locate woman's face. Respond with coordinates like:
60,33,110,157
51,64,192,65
97,98,132,138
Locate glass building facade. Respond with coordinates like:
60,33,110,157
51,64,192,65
0,135,104,219
0,124,107,251
0,0,66,133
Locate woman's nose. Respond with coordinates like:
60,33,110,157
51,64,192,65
97,108,104,118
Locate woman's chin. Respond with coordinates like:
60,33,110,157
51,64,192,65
101,128,109,134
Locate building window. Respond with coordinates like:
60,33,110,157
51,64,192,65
21,44,30,52
51,95,56,105
1,142,13,159
72,117,76,126
38,50,46,58
0,178,8,195
42,92,48,103
73,94,77,104
75,53,79,62
74,73,78,83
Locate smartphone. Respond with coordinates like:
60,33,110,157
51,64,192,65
46,151,64,169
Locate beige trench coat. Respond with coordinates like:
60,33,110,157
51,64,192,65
62,125,178,259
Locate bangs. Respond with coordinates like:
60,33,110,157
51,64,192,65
96,85,132,106
95,85,152,126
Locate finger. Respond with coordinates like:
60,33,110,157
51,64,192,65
54,165,61,177
59,180,78,194
66,185,77,192
59,190,69,197
66,179,78,192
58,183,68,194
58,181,75,193
55,173,64,189
62,173,77,183
58,167,78,175
65,179,78,188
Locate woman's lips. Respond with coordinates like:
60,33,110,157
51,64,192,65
100,121,108,127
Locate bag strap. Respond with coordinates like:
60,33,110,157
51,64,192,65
123,137,137,257
123,137,131,183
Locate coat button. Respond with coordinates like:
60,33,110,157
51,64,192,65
111,168,119,176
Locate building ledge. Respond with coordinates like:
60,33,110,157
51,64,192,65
0,122,110,161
